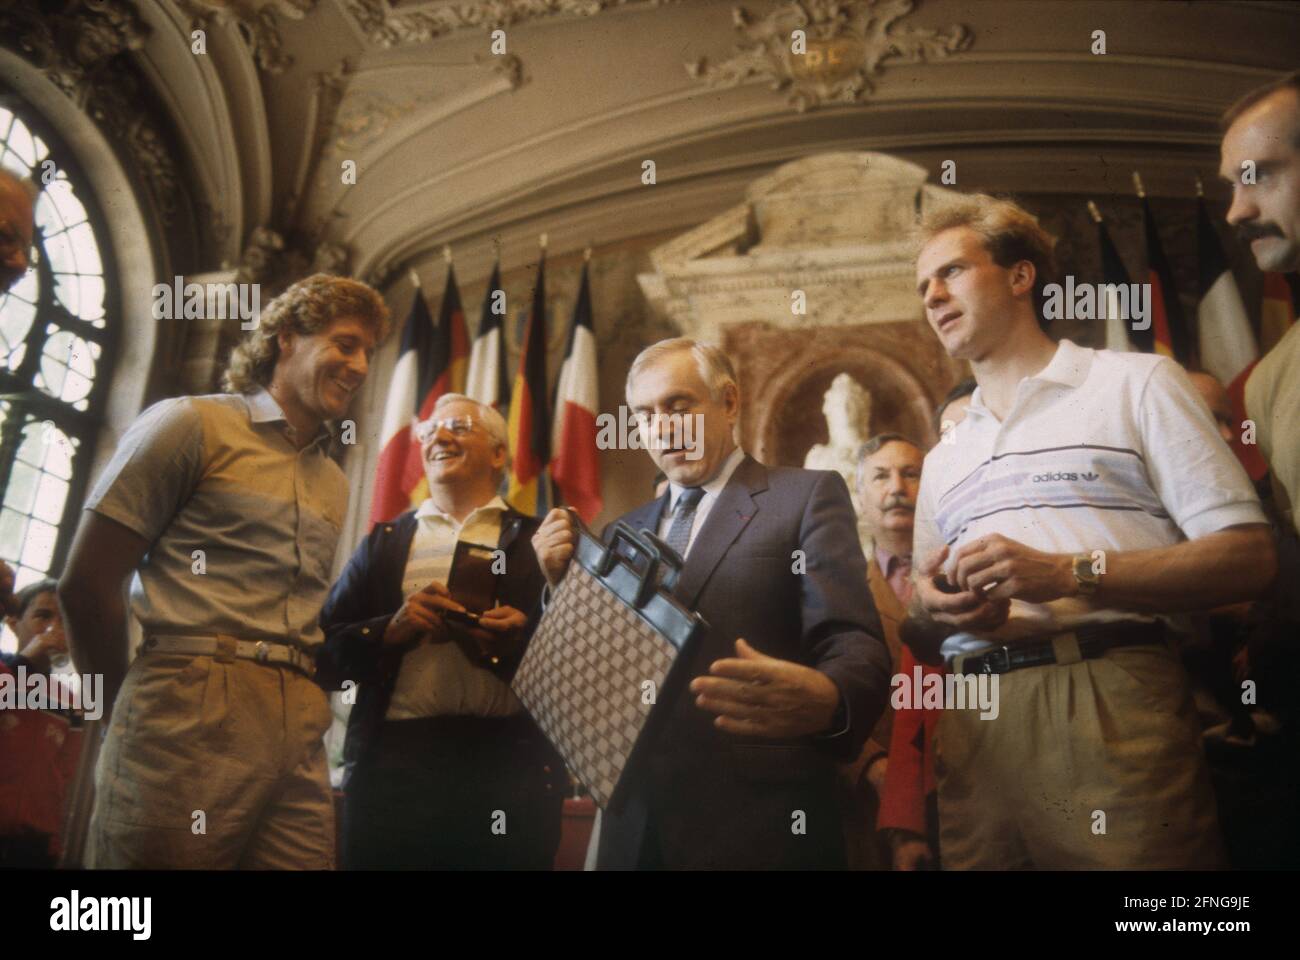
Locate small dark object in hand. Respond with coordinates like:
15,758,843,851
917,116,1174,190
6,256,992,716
933,574,963,594
443,608,482,627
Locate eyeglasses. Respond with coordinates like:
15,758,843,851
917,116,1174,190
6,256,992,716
414,415,476,443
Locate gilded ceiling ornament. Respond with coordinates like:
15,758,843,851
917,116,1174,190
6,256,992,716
342,0,677,48
687,0,970,112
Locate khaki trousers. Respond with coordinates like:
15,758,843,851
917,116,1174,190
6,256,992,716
935,639,1225,870
88,653,334,869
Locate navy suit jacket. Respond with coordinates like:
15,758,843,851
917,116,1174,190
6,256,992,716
597,455,890,869
315,506,561,785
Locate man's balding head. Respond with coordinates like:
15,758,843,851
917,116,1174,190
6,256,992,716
1220,73,1300,274
0,169,36,293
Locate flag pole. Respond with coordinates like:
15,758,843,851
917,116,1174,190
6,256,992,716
1086,200,1103,224
1132,171,1146,199
409,268,421,289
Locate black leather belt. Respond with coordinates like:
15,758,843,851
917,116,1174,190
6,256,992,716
953,621,1166,675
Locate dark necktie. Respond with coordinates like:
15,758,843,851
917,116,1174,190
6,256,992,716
665,487,705,558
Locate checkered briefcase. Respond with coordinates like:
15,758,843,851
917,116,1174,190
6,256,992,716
512,518,706,811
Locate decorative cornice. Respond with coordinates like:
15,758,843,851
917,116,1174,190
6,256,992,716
177,0,317,75
342,0,676,48
687,0,971,112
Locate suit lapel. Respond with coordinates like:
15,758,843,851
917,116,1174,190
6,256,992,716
675,456,766,609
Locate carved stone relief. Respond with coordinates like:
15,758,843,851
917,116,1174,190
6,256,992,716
176,0,318,74
342,0,678,48
639,151,967,462
0,0,185,227
687,0,970,112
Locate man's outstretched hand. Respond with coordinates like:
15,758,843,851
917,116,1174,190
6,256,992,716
690,639,842,739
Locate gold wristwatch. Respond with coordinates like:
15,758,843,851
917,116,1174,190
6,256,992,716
1071,553,1101,597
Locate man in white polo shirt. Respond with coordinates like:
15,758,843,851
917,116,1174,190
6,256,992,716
906,194,1277,870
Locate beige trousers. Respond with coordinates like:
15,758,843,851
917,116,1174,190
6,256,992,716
88,652,334,869
935,639,1225,870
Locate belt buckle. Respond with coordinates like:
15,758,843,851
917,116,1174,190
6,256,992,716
982,645,1011,674
254,641,271,663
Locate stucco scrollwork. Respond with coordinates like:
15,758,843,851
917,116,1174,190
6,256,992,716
342,0,677,48
687,0,970,112
177,0,318,74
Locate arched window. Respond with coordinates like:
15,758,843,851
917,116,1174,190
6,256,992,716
0,96,118,598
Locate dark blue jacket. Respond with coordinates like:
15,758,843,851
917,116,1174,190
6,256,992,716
597,456,890,869
315,506,560,785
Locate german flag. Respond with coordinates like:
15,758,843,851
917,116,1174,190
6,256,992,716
507,253,551,516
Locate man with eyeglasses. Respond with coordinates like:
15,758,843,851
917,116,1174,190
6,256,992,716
318,393,566,869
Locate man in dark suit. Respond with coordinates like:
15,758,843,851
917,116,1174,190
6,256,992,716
534,338,890,869
318,394,566,869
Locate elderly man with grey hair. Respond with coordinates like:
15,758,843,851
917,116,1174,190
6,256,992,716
318,392,566,869
534,337,889,869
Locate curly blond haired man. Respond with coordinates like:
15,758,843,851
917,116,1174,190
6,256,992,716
61,273,389,869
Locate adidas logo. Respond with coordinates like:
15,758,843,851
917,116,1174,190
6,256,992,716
1031,471,1101,482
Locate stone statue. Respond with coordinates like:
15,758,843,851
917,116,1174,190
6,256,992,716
803,372,872,490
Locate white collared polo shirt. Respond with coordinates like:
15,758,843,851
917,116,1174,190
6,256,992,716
913,339,1266,650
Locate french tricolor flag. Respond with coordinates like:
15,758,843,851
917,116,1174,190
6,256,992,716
369,266,468,524
551,261,603,523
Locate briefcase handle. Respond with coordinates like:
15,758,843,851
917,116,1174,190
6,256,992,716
598,521,676,609
640,529,684,593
